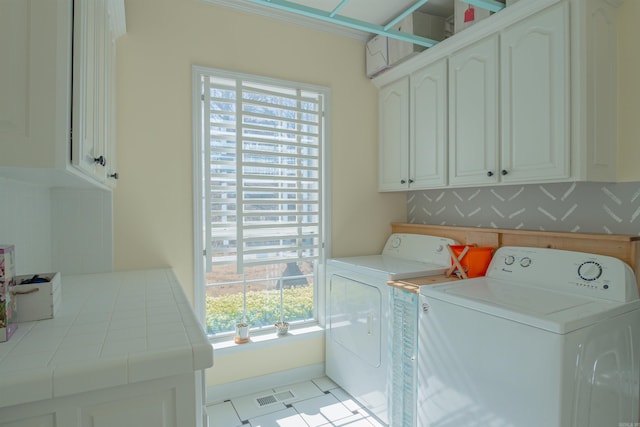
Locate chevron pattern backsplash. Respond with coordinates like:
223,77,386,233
407,182,640,235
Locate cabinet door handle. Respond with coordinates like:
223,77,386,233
501,169,508,176
400,179,406,184
487,171,494,177
409,179,414,184
93,156,106,166
108,172,119,180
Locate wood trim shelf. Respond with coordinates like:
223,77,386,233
391,223,640,291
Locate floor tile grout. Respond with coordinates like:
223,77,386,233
207,377,385,427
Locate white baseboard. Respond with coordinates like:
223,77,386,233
205,363,326,405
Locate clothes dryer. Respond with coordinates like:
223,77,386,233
326,233,456,424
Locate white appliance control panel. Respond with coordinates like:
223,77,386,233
381,233,457,265
487,247,639,302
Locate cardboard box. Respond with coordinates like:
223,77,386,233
15,272,61,322
388,11,446,65
366,34,390,78
0,245,17,342
366,11,446,78
455,0,492,33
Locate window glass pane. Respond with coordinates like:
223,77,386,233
200,70,324,338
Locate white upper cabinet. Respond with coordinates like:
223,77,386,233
374,0,621,190
410,59,448,189
0,0,125,189
501,3,570,184
379,77,410,191
379,59,448,191
448,36,499,187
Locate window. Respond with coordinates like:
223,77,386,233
193,66,328,340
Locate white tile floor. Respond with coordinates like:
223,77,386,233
207,377,386,427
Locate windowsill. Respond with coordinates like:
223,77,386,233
211,325,325,356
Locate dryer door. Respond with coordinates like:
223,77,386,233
328,274,382,367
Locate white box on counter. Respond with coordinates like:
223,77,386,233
14,272,61,322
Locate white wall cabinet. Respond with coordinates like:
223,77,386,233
448,35,499,187
374,0,621,191
379,59,448,191
410,60,448,189
0,0,124,189
379,77,410,191
500,3,570,184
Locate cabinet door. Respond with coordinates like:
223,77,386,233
501,3,570,183
72,0,108,182
448,36,499,186
410,59,448,189
379,77,410,191
104,4,119,187
0,0,72,169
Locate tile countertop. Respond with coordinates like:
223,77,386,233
0,269,214,408
387,274,461,293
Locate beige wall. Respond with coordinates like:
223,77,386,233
617,0,640,181
114,0,405,297
114,0,640,389
114,0,405,387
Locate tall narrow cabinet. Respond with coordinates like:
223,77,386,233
0,0,125,189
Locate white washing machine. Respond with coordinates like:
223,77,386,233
418,246,640,427
326,233,457,425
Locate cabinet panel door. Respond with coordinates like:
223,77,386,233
410,59,448,189
72,0,108,181
379,78,409,191
0,0,71,169
501,3,570,183
448,36,499,186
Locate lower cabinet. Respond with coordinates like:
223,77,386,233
0,372,207,427
389,287,419,427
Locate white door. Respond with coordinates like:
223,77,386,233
501,3,570,183
379,77,409,191
410,59,448,189
448,35,500,187
328,274,382,367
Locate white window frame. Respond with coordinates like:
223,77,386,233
191,65,331,339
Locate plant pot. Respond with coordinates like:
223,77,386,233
234,322,250,344
274,321,289,336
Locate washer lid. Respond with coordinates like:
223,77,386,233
329,255,448,280
421,278,640,334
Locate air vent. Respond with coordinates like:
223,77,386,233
256,395,277,407
255,390,295,407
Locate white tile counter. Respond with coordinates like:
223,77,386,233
0,269,214,427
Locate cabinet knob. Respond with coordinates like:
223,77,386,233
109,172,119,180
409,179,414,184
93,156,106,166
487,171,494,177
400,179,406,184
501,169,508,176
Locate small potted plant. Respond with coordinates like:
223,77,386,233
274,320,289,336
234,322,250,344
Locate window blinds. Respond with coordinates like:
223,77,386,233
201,73,323,273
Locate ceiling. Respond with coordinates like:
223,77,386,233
202,0,505,47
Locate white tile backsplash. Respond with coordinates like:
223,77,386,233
0,178,52,274
51,188,113,274
0,178,113,276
